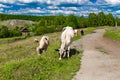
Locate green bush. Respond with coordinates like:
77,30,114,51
0,26,10,38
35,26,46,35
35,25,57,35
10,29,22,37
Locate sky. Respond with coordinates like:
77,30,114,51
0,0,120,17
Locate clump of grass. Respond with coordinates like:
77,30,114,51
0,36,26,44
74,35,81,41
84,27,97,35
0,50,82,80
104,27,120,41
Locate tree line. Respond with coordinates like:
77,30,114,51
0,11,120,38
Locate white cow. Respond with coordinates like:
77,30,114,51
34,38,39,43
74,29,78,36
36,36,49,54
58,26,74,60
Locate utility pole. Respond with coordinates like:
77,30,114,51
115,15,117,28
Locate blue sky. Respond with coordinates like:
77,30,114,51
0,0,120,17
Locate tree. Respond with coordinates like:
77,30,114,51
97,12,106,26
88,13,98,27
38,19,46,26
65,14,78,28
0,26,9,38
10,29,22,37
106,13,115,26
77,15,88,28
116,17,120,26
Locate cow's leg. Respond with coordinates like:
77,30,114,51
67,46,70,58
59,52,62,60
63,51,66,57
43,47,47,52
36,47,43,55
59,54,62,60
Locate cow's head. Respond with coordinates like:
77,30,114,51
37,47,44,54
56,48,65,54
56,48,67,60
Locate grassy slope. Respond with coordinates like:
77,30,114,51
0,27,96,80
104,27,120,41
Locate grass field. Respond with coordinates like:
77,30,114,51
0,36,26,44
0,27,96,80
104,27,120,41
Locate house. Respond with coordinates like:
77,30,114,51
21,28,29,36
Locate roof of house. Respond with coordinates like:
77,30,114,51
21,28,29,32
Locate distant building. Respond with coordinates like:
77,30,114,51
21,28,29,36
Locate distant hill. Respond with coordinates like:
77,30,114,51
1,19,34,26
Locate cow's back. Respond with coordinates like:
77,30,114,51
61,27,74,46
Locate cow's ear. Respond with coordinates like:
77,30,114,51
55,49,59,51
62,27,66,31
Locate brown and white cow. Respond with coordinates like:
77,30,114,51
36,36,49,54
74,29,78,36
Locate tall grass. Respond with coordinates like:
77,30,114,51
104,27,120,41
0,32,82,80
0,36,26,44
0,27,96,80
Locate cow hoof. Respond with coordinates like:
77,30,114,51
59,58,62,60
38,53,41,55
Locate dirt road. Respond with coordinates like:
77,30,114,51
72,29,120,80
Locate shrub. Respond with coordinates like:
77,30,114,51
0,25,10,38
35,25,57,35
10,29,22,37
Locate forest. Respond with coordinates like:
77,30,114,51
0,11,120,38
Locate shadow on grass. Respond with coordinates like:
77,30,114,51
69,48,80,57
55,48,80,59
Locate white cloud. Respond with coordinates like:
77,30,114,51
19,0,34,3
67,7,78,10
16,3,26,5
105,0,120,5
96,0,106,4
61,7,79,11
0,0,92,5
36,7,41,9
0,4,11,8
96,0,120,5
47,6,58,10
116,10,120,14
0,0,15,3
49,9,80,16
7,8,46,14
0,0,119,6
0,8,3,11
27,9,42,13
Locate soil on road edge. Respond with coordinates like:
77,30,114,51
72,29,120,80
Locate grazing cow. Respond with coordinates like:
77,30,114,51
57,26,74,60
36,36,49,54
74,29,78,36
34,38,39,43
80,29,84,36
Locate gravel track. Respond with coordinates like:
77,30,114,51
72,29,120,80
